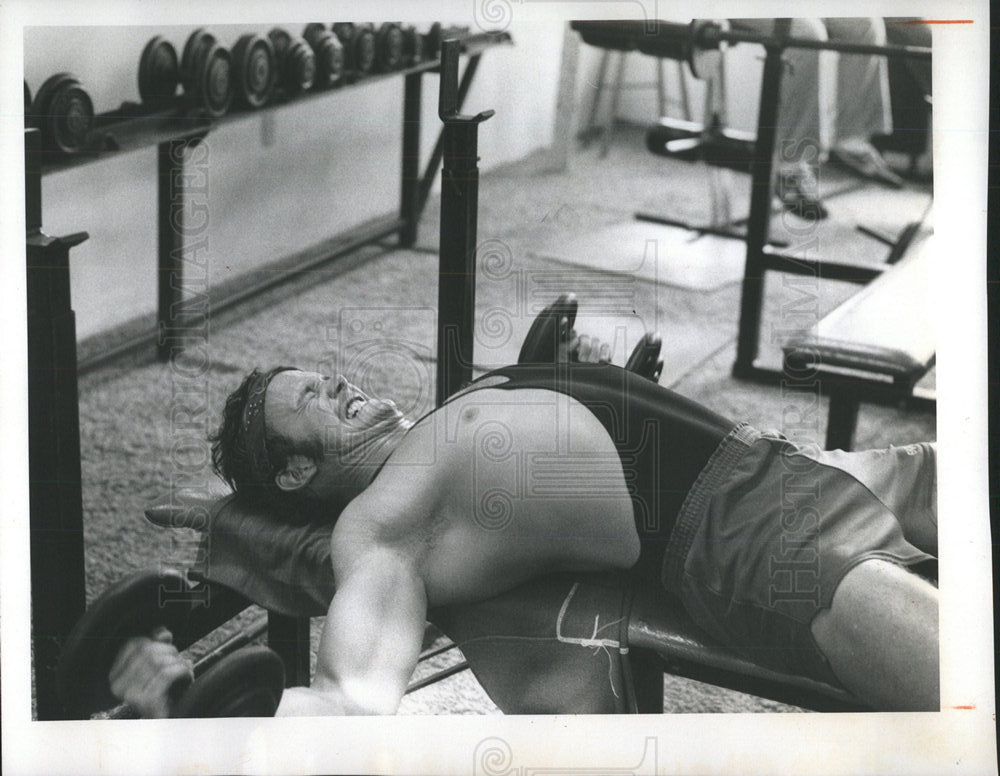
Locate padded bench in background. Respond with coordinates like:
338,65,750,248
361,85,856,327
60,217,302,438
783,233,936,451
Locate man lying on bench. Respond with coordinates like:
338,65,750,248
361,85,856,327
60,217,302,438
107,297,938,716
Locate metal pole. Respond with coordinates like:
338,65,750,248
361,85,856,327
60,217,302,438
26,127,89,719
399,72,423,247
157,139,186,362
417,53,483,215
733,20,790,377
435,40,494,406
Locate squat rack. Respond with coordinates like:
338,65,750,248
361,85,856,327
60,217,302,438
26,31,510,720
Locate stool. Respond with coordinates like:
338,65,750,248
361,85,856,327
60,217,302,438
584,49,692,157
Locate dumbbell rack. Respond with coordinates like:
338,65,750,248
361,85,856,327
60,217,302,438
32,30,511,372
26,30,511,721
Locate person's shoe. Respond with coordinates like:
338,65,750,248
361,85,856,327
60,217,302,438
775,165,828,221
828,139,904,188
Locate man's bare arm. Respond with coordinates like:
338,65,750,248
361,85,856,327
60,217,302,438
278,545,428,716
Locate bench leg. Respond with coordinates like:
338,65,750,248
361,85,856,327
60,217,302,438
267,612,311,688
628,648,665,713
826,387,861,451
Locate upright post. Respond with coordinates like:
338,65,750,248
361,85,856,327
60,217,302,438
26,127,89,719
435,39,495,406
400,72,424,247
157,139,187,362
733,19,790,377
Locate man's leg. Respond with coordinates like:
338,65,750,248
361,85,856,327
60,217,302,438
810,559,939,711
825,18,893,145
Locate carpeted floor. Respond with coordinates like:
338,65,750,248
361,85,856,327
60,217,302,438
71,122,934,715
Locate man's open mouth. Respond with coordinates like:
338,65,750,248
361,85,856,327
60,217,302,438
346,395,367,420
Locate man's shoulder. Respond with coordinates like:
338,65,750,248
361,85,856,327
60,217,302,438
331,478,438,568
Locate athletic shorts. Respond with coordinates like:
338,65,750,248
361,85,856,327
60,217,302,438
662,423,937,687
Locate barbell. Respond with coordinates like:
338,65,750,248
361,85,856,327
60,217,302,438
57,568,285,719
571,19,931,80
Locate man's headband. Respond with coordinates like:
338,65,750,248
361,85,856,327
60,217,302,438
242,366,297,487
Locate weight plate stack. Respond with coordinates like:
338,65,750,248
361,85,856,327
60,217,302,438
30,73,95,155
352,23,377,76
401,25,424,66
374,22,405,72
181,28,233,118
268,27,316,96
303,23,345,88
232,33,275,109
138,35,180,104
424,22,443,61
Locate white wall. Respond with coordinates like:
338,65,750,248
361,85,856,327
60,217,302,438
24,22,563,339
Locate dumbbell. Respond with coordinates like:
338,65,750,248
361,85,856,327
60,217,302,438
138,35,180,104
231,33,275,109
400,25,424,66
518,293,664,382
29,73,95,155
332,22,376,77
268,27,316,96
180,28,233,118
57,568,285,719
302,23,345,88
374,22,405,71
423,22,443,61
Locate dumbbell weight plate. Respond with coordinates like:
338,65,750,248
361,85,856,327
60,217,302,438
401,25,424,66
181,28,216,91
56,568,194,719
687,19,729,81
138,35,180,103
375,23,404,71
303,24,345,88
31,73,95,155
171,646,285,718
268,28,316,94
196,44,233,117
424,22,443,61
353,24,376,74
232,34,274,109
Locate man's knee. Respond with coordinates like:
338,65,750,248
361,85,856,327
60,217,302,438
811,559,938,710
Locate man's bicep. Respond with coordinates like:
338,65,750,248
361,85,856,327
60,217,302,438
315,548,428,714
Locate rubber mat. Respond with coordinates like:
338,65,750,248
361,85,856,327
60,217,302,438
530,221,747,291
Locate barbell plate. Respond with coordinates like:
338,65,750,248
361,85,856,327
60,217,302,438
138,36,180,103
171,645,285,718
57,568,193,718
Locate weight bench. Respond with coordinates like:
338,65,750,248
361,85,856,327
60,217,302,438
783,234,936,451
136,487,869,715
